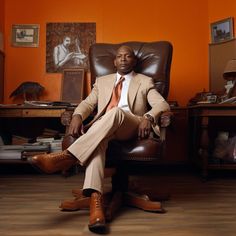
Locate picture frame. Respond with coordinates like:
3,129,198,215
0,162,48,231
211,17,234,44
61,68,84,104
11,24,39,47
46,22,96,73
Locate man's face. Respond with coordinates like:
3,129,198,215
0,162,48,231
114,46,136,75
63,37,71,48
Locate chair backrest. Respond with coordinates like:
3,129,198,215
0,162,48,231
89,41,173,99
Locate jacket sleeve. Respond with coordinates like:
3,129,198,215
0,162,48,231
145,78,170,123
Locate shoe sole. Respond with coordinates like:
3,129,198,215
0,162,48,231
28,157,49,174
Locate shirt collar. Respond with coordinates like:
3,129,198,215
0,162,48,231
116,71,135,82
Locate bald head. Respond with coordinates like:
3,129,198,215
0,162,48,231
118,45,135,56
114,45,136,75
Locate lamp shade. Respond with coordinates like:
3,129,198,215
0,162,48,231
223,59,236,79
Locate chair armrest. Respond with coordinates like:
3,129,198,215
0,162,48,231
158,111,173,141
61,110,74,127
61,111,174,127
61,110,174,143
159,111,173,128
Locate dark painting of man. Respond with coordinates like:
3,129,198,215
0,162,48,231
46,23,96,73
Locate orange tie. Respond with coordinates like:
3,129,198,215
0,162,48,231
106,76,125,112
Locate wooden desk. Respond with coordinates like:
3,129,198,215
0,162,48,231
0,105,68,118
188,104,236,178
0,105,189,166
164,106,189,164
0,105,69,145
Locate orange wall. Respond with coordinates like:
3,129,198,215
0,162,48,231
0,0,4,38
208,0,236,32
4,0,210,106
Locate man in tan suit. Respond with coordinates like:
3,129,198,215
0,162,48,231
32,45,170,233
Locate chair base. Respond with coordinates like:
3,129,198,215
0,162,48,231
124,191,165,213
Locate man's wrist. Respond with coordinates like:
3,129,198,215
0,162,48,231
74,114,83,121
143,114,155,124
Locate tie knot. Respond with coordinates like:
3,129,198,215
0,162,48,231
118,76,125,83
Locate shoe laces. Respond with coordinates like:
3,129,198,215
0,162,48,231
55,151,70,161
94,194,102,209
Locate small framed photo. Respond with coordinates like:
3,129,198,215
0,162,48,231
61,68,84,104
11,24,40,47
211,17,234,44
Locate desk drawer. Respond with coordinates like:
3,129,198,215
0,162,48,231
0,109,23,117
22,109,65,117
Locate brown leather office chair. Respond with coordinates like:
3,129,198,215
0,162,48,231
62,41,173,220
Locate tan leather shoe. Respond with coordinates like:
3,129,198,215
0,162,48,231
88,192,106,233
31,150,77,174
59,196,90,211
71,188,83,197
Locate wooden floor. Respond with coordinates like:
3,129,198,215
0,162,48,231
1,169,236,236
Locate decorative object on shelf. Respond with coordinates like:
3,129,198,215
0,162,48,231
188,90,218,106
213,131,236,163
223,59,236,79
46,23,96,73
210,17,234,44
61,68,84,104
219,59,236,101
11,24,39,47
9,81,45,101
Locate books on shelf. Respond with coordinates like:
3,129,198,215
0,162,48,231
12,135,33,145
36,137,62,153
0,150,22,160
0,143,51,160
0,132,63,160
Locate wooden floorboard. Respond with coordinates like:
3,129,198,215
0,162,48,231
0,171,236,236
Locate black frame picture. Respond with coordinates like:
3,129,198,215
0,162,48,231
211,17,234,44
61,68,84,104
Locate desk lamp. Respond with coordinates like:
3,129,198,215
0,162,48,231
223,59,236,98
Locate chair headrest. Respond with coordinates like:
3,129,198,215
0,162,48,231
89,41,173,98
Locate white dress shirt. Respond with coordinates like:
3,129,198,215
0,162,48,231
115,71,134,112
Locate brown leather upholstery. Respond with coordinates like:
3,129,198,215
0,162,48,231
89,41,173,163
89,41,172,99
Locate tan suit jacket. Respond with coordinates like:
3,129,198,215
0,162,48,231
73,73,170,135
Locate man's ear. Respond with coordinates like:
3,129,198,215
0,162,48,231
114,59,117,68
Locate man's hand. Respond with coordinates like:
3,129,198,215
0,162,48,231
138,118,152,139
68,114,83,138
66,52,74,60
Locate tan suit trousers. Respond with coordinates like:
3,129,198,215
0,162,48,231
68,107,141,193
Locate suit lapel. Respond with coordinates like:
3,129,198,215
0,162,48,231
86,74,116,128
128,73,141,110
104,74,116,106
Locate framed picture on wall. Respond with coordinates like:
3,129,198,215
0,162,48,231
61,68,84,104
210,17,234,44
11,24,40,47
46,22,96,73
